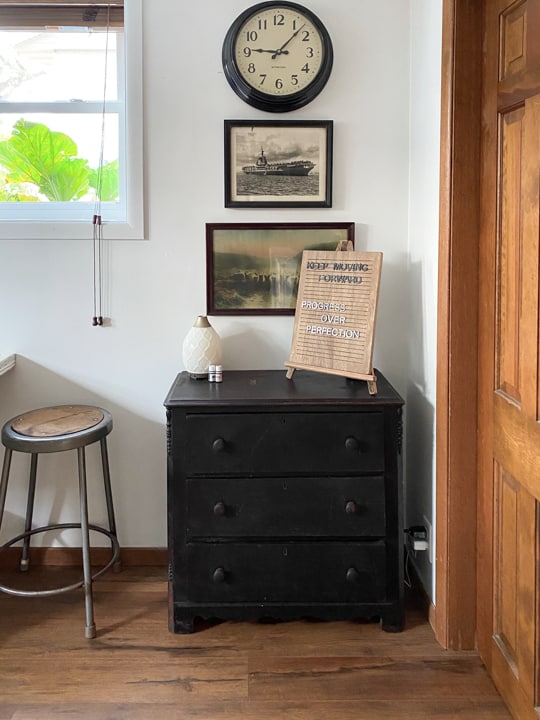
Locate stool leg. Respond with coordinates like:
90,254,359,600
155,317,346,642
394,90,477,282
20,453,38,572
0,447,13,530
100,437,121,571
77,447,96,639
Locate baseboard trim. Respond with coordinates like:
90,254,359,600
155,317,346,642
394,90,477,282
0,546,167,569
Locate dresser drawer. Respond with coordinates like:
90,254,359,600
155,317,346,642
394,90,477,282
186,475,386,539
185,542,386,603
184,412,385,475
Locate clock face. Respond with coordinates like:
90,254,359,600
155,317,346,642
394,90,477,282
223,2,333,112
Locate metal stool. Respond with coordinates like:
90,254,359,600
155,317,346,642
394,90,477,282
0,405,120,638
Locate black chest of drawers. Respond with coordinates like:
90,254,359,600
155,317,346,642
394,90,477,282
164,369,404,633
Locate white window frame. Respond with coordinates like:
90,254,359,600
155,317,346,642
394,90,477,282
0,0,144,240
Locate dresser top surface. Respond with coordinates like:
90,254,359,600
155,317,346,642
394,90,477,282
164,369,403,409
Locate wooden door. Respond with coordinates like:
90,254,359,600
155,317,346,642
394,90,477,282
478,1,540,717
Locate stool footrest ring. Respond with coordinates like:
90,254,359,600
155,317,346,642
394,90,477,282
0,523,120,597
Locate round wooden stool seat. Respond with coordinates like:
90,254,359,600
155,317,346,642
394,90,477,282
12,405,103,438
0,404,119,639
2,405,112,454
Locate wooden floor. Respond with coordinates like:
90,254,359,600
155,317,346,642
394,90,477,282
0,565,511,720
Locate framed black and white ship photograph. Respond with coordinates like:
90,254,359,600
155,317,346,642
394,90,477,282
224,120,333,208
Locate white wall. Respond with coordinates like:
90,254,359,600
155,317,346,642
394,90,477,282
0,0,441,599
406,1,442,598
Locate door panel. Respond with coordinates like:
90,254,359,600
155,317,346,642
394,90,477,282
493,466,536,696
494,393,540,499
479,1,540,717
497,107,523,404
500,1,526,81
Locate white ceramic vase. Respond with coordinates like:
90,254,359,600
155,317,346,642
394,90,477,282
182,315,222,379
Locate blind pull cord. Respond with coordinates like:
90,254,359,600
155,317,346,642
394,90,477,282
92,4,111,327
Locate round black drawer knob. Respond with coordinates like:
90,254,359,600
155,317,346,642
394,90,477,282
213,501,226,517
345,500,358,514
212,437,226,453
346,567,360,583
212,567,226,583
345,436,360,452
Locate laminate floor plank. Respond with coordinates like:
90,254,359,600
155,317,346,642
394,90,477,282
1,656,248,704
0,566,512,719
0,699,513,720
247,655,502,700
220,611,468,658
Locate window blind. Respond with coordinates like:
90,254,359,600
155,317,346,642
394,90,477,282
0,2,123,27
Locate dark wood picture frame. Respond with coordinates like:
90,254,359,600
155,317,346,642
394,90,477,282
206,222,354,316
224,120,333,208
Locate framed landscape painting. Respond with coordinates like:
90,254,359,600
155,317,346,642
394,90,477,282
206,222,354,316
224,120,333,208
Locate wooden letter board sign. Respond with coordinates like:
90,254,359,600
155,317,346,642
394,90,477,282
285,249,382,393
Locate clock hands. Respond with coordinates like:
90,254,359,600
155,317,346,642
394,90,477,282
248,25,306,59
271,23,306,59
247,23,307,60
251,48,289,55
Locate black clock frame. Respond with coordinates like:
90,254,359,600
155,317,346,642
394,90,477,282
222,1,333,113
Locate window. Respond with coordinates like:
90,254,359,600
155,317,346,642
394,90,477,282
0,0,144,239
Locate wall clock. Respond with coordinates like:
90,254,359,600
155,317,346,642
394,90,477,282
222,1,333,113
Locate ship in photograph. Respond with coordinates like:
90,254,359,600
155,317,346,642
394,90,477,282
242,147,315,176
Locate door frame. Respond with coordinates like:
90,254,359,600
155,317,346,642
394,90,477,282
434,0,483,650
